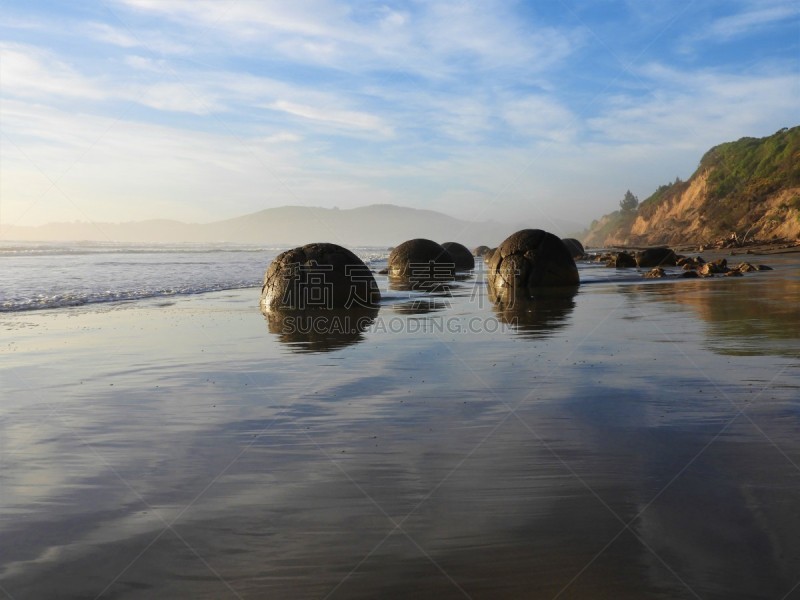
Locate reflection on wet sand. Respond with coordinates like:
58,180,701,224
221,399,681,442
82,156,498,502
388,277,457,294
390,297,451,315
621,264,800,357
491,288,578,337
264,306,379,352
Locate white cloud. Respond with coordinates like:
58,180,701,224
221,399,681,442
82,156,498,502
112,0,581,80
0,43,106,101
266,100,394,137
133,82,220,115
84,22,193,55
587,64,798,148
0,100,311,225
704,4,799,41
502,95,578,143
115,0,349,40
123,55,166,71
0,44,224,115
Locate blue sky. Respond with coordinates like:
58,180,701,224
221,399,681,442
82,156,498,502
1,0,798,233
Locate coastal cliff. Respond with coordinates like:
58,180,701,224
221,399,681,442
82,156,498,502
583,126,800,247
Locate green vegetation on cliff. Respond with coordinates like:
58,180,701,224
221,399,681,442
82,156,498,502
704,127,800,201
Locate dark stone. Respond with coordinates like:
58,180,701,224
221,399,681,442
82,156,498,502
608,252,637,269
487,229,579,304
388,238,455,280
260,243,380,312
681,270,700,278
644,267,666,278
561,238,585,260
441,242,475,270
734,262,759,273
636,247,677,267
699,258,728,276
677,255,705,268
757,264,773,271
472,245,491,257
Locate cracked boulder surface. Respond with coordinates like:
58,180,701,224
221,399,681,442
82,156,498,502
260,243,380,312
487,229,579,303
388,238,455,280
440,242,475,270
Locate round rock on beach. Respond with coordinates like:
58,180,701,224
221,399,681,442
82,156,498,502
441,242,475,270
487,229,579,303
260,243,380,312
561,238,585,259
388,238,455,280
636,247,677,268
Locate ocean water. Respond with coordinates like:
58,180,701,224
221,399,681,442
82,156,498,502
0,242,390,312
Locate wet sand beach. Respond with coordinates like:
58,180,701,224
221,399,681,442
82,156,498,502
2,256,800,599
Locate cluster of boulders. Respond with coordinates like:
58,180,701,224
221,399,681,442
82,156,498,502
261,237,774,320
257,233,777,352
585,246,772,278
261,232,581,314
589,247,678,269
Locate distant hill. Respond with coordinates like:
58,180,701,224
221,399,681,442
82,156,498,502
583,126,800,247
0,204,515,247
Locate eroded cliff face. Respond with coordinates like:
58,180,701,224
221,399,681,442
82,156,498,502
584,172,800,248
751,188,800,240
629,172,710,244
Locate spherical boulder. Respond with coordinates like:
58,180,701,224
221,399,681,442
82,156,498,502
636,247,677,268
561,238,585,260
487,229,579,303
472,245,491,257
260,243,380,312
388,238,455,280
441,242,475,270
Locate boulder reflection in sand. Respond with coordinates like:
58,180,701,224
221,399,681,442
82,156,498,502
391,297,450,315
388,275,457,294
264,307,379,353
490,287,578,337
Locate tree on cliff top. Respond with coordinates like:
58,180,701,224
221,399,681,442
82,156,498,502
620,190,639,212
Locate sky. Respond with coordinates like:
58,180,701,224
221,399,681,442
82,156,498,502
1,0,798,234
